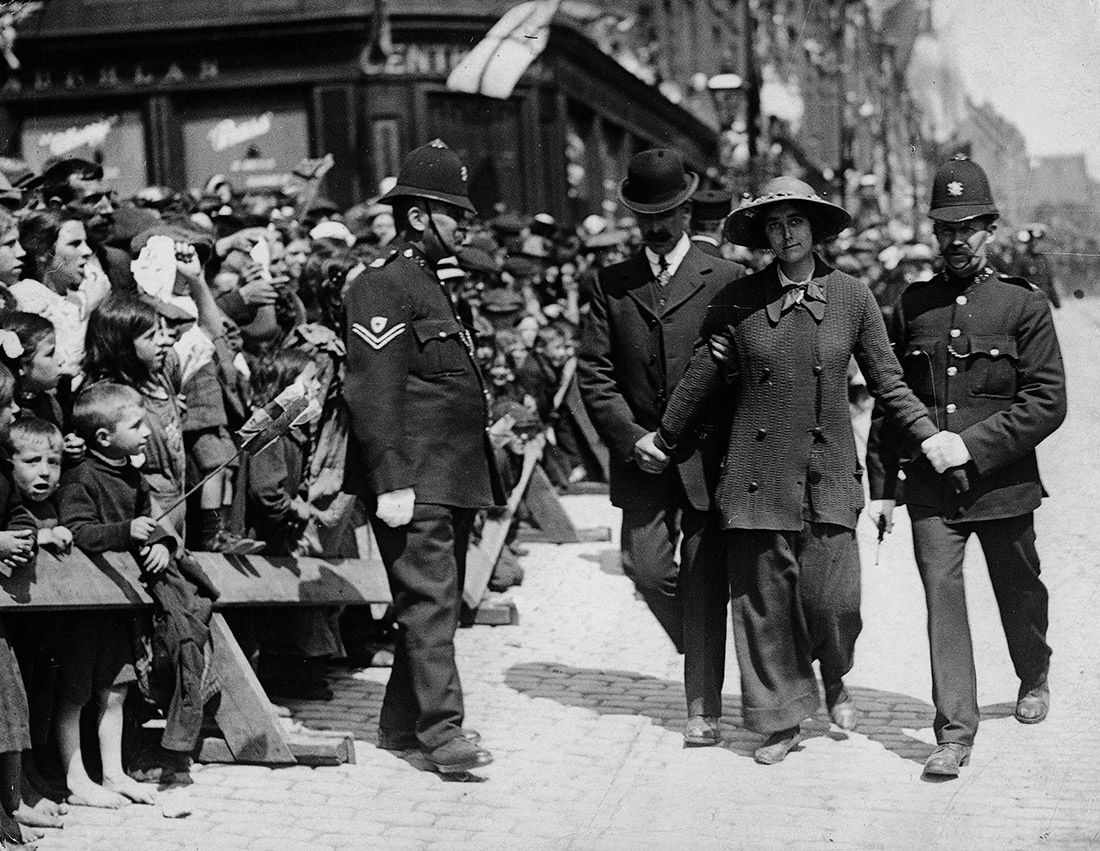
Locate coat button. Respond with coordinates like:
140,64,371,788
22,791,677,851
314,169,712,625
950,329,961,338
812,365,823,376
947,366,957,376
811,426,824,440
946,403,957,413
808,470,822,485
956,295,968,305
756,428,768,440
760,368,772,381
747,481,759,492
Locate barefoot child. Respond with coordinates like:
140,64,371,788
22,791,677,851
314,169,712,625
56,382,172,808
0,363,49,847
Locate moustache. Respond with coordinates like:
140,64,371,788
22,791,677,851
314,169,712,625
644,229,672,243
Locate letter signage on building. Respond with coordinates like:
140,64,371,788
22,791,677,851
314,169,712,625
20,111,148,198
182,104,309,193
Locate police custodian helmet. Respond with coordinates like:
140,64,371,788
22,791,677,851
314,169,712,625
379,139,477,215
928,153,1000,223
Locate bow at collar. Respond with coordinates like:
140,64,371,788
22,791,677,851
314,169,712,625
767,279,826,323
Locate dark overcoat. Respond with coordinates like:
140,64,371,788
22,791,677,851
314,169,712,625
866,269,1066,522
577,244,745,510
342,241,504,509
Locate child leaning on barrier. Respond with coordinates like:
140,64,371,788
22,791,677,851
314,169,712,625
0,364,62,847
56,382,171,809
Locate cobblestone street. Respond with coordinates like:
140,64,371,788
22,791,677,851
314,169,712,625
37,301,1100,850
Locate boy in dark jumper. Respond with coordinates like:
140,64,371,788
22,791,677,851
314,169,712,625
57,383,173,808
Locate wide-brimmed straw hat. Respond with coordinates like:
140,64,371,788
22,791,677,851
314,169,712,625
723,176,852,250
618,149,700,215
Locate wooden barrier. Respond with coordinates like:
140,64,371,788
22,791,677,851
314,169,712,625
0,549,391,766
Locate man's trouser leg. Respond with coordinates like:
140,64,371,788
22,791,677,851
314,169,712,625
974,513,1051,688
620,503,684,652
729,529,820,734
371,504,475,751
910,511,978,746
679,508,727,718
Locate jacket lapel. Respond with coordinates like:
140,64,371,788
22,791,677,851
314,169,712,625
662,244,709,316
620,252,660,320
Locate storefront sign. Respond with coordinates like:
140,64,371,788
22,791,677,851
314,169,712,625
20,111,148,198
360,43,470,78
183,105,308,194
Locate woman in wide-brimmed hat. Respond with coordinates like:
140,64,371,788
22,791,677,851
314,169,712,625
651,175,940,765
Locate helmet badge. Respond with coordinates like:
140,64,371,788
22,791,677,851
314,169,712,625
947,181,964,197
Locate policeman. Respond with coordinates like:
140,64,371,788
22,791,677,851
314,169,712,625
343,140,504,774
688,188,733,257
867,154,1067,778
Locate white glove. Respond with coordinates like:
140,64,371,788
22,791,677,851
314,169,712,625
376,488,415,528
867,499,896,534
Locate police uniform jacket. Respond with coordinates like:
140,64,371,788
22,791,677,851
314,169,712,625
342,241,504,509
658,255,938,531
867,268,1066,522
577,243,745,511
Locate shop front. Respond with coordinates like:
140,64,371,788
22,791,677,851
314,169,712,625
1,3,717,222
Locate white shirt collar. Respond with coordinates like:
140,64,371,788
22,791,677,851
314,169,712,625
778,264,815,289
645,233,691,278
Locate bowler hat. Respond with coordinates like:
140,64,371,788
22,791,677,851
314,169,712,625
379,139,477,215
618,149,700,215
723,176,852,250
928,154,999,223
690,188,733,223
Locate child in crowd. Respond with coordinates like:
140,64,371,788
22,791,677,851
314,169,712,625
0,312,84,465
57,382,172,808
8,418,70,556
0,364,53,847
82,295,187,541
245,348,337,700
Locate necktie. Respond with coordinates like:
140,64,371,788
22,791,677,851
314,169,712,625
656,255,670,288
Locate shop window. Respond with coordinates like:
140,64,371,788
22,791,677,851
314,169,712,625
370,118,402,194
180,100,309,194
20,110,148,199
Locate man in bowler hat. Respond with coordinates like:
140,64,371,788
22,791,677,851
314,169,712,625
343,140,505,774
867,154,1067,777
577,148,745,745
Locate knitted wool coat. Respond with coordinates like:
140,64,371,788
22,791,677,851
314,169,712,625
658,255,938,531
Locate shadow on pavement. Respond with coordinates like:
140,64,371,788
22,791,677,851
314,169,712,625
505,661,1016,766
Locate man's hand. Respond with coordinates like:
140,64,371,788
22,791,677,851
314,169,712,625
141,542,170,574
130,516,159,543
62,432,86,463
921,431,971,474
633,432,669,475
0,530,33,566
376,488,415,528
174,241,202,281
866,500,896,534
238,266,278,306
709,329,735,364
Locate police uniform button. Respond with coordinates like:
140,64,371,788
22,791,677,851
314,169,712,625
747,481,759,493
947,366,958,376
956,295,968,305
812,365,823,376
990,348,999,356
946,403,957,413
438,331,447,338
950,329,961,338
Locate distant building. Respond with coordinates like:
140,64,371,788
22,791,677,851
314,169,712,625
951,99,1031,228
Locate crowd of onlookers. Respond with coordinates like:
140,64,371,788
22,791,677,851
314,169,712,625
0,153,1073,840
